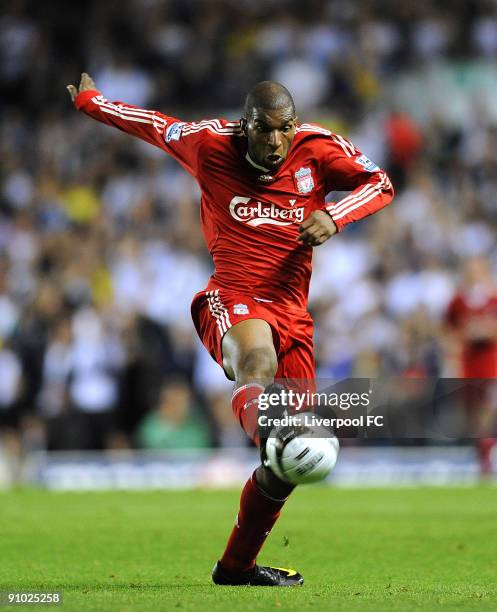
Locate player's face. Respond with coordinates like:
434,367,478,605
244,107,297,171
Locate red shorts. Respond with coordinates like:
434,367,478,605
191,288,315,382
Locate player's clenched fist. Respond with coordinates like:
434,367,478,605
66,73,96,103
297,210,337,246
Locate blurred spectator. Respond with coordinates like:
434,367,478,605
385,110,423,190
206,392,247,448
136,378,212,450
0,341,23,427
95,54,154,108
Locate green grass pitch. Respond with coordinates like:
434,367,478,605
1,486,496,611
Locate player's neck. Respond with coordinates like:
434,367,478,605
245,152,270,173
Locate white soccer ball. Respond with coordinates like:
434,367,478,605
264,412,340,485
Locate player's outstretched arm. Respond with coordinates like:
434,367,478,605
66,72,202,176
318,134,394,233
66,71,170,150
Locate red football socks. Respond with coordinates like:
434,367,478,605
225,383,290,572
231,383,265,445
220,470,287,573
477,438,495,476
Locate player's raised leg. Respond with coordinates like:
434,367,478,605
212,318,303,586
222,318,294,498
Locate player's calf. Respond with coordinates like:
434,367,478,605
238,346,277,383
216,469,294,580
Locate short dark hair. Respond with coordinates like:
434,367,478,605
243,81,296,118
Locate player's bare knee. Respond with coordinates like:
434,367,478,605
222,319,276,383
237,346,277,384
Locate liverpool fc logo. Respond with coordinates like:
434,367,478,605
295,167,314,194
233,303,249,315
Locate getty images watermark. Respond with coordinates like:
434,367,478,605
257,386,384,431
253,378,497,439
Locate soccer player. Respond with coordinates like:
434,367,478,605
67,73,394,586
446,256,497,476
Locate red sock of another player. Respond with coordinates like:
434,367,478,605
231,383,265,445
477,438,495,475
220,470,287,573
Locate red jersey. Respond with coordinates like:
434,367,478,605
75,90,394,309
447,287,497,377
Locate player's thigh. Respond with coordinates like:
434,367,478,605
222,318,278,382
276,313,315,385
276,340,316,382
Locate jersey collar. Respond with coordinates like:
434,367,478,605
245,152,271,173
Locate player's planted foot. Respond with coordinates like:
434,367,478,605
212,561,304,586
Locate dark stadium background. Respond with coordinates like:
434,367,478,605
1,0,496,484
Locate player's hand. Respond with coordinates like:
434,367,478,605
297,210,337,246
66,73,97,103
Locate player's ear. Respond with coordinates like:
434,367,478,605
240,118,247,135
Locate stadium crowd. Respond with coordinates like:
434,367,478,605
1,0,496,452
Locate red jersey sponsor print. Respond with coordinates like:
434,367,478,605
75,90,394,309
